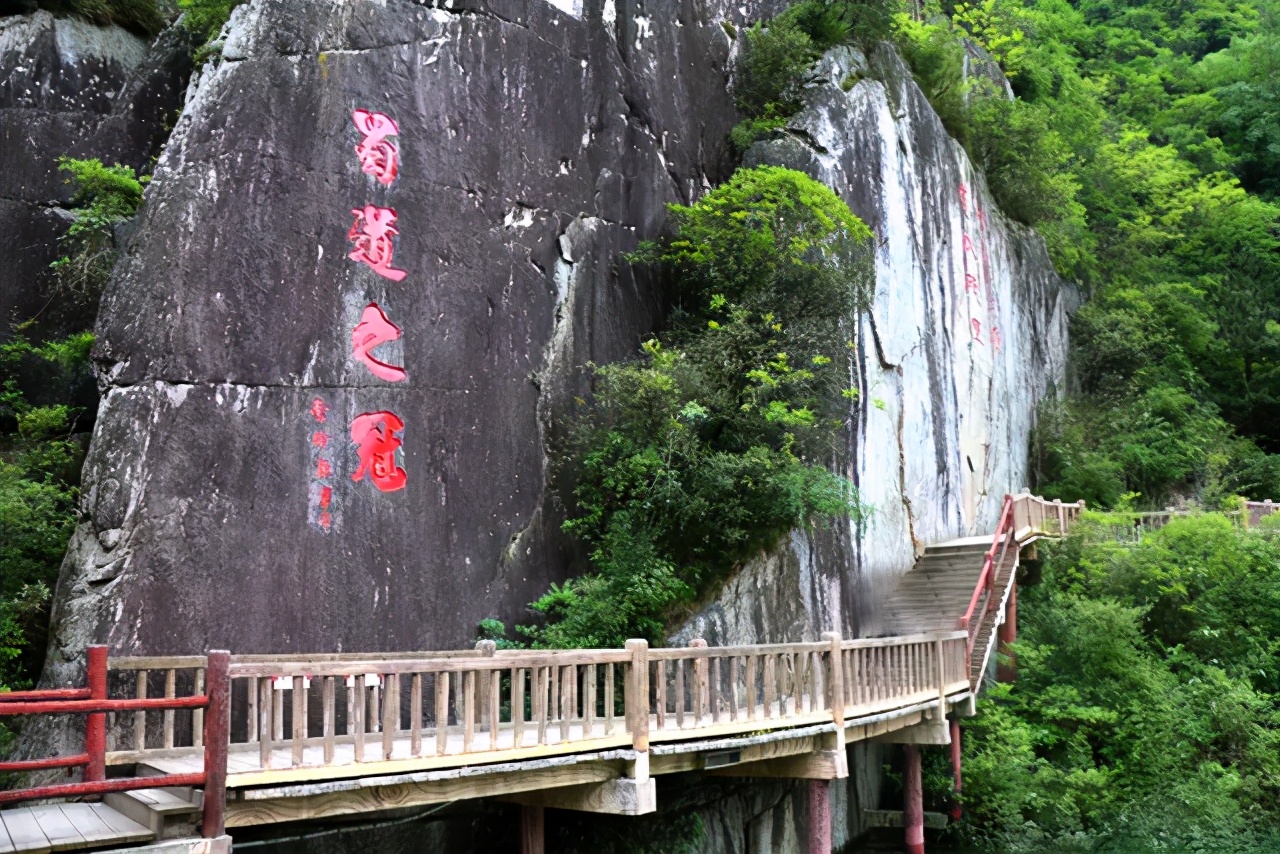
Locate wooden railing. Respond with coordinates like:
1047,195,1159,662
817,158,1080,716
2,635,970,836
960,492,1086,681
0,647,231,837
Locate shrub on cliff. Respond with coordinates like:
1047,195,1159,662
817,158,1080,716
35,0,169,38
49,158,146,318
731,1,903,151
512,166,874,649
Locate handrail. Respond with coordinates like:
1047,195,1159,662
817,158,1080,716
959,491,1087,683
0,647,232,839
958,495,1014,644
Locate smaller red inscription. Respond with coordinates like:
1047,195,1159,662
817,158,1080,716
352,303,407,382
958,183,969,212
976,208,986,230
319,510,332,530
319,485,333,509
351,411,407,493
970,318,983,345
348,206,407,282
963,234,976,256
353,110,400,186
311,431,329,449
310,398,329,423
315,459,333,479
990,325,1003,353
964,273,981,294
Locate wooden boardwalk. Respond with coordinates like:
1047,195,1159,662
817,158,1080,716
0,492,1090,853
0,803,150,854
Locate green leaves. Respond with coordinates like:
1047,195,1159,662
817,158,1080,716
960,516,1280,851
524,167,873,648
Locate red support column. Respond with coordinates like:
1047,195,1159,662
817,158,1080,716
997,583,1018,681
201,650,231,839
520,805,545,854
808,779,831,854
84,646,107,782
950,719,963,821
904,745,925,854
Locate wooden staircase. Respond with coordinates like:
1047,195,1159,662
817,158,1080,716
879,538,994,635
878,535,1020,687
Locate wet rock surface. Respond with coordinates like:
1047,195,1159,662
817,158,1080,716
0,10,192,338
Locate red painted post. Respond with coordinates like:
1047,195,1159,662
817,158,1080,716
997,583,1018,682
808,778,831,854
85,646,108,782
202,650,231,839
904,745,925,854
520,804,545,854
950,718,963,821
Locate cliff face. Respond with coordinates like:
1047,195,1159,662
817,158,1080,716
44,0,762,671
0,10,191,339
675,44,1075,648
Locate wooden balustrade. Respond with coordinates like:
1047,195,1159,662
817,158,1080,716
216,647,636,772
84,631,974,782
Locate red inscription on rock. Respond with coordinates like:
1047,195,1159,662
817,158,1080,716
348,205,407,282
353,109,400,186
351,411,407,493
351,303,407,382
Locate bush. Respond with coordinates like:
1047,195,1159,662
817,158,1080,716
178,0,242,42
0,335,90,689
957,515,1280,851
734,16,819,121
49,158,146,311
37,0,169,37
514,167,874,648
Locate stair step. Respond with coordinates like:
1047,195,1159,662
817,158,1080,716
103,788,200,839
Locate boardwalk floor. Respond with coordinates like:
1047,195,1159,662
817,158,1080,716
0,803,151,854
135,693,948,790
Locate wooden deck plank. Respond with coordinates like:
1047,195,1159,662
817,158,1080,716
29,806,83,852
0,812,16,854
56,804,117,845
0,809,50,854
84,805,152,843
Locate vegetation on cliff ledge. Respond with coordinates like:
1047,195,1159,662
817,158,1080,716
504,165,876,649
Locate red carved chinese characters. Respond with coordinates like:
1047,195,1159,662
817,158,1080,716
309,398,334,531
970,318,984,345
990,325,1003,353
351,411,407,493
964,273,981,294
348,205,407,282
351,303,407,382
958,183,969,213
352,110,400,186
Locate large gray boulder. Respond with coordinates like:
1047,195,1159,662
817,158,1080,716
45,0,753,667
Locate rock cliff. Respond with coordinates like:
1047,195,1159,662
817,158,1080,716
675,44,1075,649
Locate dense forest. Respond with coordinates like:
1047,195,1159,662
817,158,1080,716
3,0,1280,850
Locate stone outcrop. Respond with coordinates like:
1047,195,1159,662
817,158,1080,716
45,0,759,669
0,10,192,339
